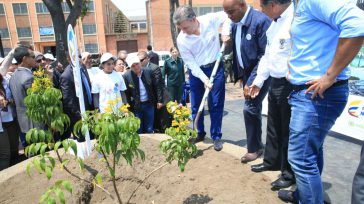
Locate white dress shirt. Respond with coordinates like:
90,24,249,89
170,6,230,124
235,6,251,69
252,4,294,88
177,11,231,82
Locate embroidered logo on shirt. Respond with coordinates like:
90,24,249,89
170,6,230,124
279,39,286,49
114,83,119,93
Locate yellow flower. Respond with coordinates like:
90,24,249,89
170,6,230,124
104,106,112,113
172,120,179,127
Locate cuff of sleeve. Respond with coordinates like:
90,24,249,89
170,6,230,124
252,77,264,89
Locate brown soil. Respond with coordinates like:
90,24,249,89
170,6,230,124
225,82,244,101
0,137,282,204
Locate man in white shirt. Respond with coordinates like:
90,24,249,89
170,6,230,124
91,53,127,113
249,0,295,190
173,6,230,151
81,52,100,84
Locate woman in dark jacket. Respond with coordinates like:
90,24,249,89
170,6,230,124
162,47,185,103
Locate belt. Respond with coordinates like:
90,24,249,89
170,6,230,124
140,100,150,104
292,79,348,92
272,77,287,81
200,61,216,69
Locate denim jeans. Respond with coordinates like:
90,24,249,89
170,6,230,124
135,102,155,134
189,62,225,140
288,84,349,204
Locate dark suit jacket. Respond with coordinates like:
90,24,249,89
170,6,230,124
123,68,162,112
231,8,271,86
60,65,94,125
148,51,159,66
9,67,34,133
145,62,164,102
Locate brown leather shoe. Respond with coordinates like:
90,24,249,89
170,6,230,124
240,150,263,163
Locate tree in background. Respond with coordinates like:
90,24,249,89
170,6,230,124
114,11,128,33
42,0,89,66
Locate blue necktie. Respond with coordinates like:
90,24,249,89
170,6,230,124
81,69,92,105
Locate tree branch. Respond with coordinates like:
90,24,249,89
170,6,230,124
66,0,74,10
65,0,83,27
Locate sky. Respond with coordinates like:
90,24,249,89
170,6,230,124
111,0,147,17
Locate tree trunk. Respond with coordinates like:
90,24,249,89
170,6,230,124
42,0,83,67
188,0,192,7
169,0,179,49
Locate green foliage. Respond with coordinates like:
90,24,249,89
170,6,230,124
160,101,197,172
38,180,72,204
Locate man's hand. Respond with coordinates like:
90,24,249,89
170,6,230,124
204,79,213,90
243,85,251,100
157,103,163,109
305,73,336,99
249,85,261,99
221,35,231,43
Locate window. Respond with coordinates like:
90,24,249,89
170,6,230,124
131,23,138,31
3,48,11,56
17,27,32,38
61,2,70,13
87,1,94,12
139,23,147,29
0,4,5,15
83,24,96,35
35,3,49,13
13,3,28,15
39,26,54,36
85,43,98,53
199,7,212,16
213,7,223,12
0,28,9,38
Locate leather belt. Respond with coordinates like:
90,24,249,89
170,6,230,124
200,61,216,69
292,79,348,92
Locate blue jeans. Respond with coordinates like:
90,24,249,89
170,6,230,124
135,103,155,134
288,84,348,204
189,62,225,140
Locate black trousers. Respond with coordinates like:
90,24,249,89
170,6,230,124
263,77,294,180
352,141,364,204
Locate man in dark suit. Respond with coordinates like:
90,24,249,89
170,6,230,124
9,46,37,147
60,57,94,141
123,56,163,133
223,0,271,162
147,45,159,66
137,51,164,132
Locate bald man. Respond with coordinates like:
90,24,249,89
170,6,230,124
223,0,271,162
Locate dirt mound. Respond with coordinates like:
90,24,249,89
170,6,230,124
0,137,282,204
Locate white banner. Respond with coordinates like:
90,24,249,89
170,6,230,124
67,25,92,157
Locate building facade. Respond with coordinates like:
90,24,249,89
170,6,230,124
146,0,260,51
0,0,148,57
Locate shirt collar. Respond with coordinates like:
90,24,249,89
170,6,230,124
236,6,251,25
279,3,293,21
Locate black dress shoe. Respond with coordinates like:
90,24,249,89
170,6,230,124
251,163,273,173
271,177,295,190
191,137,205,144
278,190,298,203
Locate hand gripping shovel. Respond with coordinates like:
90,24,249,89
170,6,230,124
193,43,226,130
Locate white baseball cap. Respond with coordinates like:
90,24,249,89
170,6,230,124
100,53,116,64
81,52,91,60
126,55,140,67
12,58,17,64
44,53,55,61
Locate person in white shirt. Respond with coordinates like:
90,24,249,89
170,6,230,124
81,52,100,84
173,6,230,152
248,0,295,191
91,53,127,113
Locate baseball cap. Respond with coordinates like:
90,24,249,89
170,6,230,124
100,53,116,64
126,55,140,67
81,52,90,60
44,53,55,61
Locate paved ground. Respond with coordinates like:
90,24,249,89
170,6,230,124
199,83,362,204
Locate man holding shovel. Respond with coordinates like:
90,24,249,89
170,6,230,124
173,6,230,151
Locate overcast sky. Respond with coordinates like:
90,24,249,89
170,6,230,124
111,0,147,17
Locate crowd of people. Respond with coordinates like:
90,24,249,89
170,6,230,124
0,0,364,203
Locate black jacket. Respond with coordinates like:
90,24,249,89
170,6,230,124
60,65,94,124
148,51,159,66
123,68,162,112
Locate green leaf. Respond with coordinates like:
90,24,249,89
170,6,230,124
77,157,84,170
46,196,56,204
61,159,70,169
32,129,39,143
38,192,49,203
137,149,145,161
26,163,31,176
62,140,69,152
48,157,56,169
39,130,46,142
69,140,77,156
54,187,65,204
62,180,73,194
45,167,52,180
108,167,115,178
26,131,32,144
54,141,62,151
40,143,48,156
95,174,103,186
